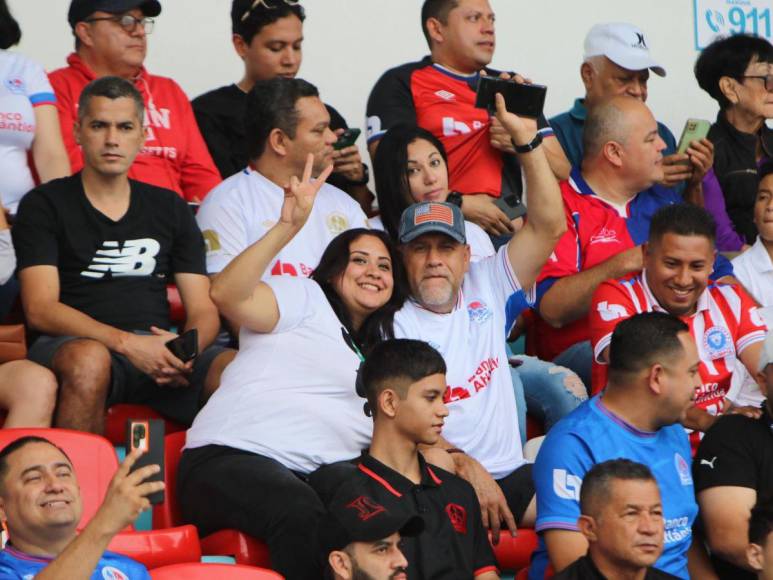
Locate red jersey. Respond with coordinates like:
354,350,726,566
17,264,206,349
49,53,220,202
589,273,766,450
366,56,553,199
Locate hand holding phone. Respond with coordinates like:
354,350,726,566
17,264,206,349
475,76,546,118
165,328,198,363
333,128,361,150
125,419,165,505
677,119,711,155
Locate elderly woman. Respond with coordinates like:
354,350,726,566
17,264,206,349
695,34,773,251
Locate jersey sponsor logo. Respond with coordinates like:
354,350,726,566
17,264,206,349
589,228,619,245
674,453,693,486
326,213,349,235
694,382,722,406
702,326,734,359
81,239,160,279
552,468,582,501
596,300,628,322
101,566,129,580
442,117,472,136
202,229,221,253
445,503,467,534
4,77,24,94
664,516,691,544
700,456,717,469
346,495,386,521
467,357,499,393
435,89,456,101
467,300,492,324
269,260,312,277
444,385,472,403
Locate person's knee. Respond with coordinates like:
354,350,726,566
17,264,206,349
547,365,588,400
52,339,111,394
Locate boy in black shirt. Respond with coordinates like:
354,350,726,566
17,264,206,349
352,338,499,579
13,76,234,434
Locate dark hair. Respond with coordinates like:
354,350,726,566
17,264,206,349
0,436,72,490
760,160,773,182
420,0,459,48
373,125,449,241
77,76,145,123
580,459,657,516
310,229,408,353
231,0,305,44
361,339,446,418
608,312,689,383
749,497,773,546
244,76,318,161
0,0,20,49
648,203,717,247
695,34,773,110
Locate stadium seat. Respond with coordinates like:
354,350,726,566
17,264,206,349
490,528,539,572
154,432,271,567
104,404,186,446
515,568,529,580
150,563,283,579
109,525,201,569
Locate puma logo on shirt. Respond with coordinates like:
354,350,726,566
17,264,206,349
81,239,160,279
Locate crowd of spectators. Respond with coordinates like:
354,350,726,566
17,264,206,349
0,0,770,578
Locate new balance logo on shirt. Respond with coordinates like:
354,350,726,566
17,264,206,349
81,239,160,279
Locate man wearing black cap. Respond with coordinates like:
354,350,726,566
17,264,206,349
49,0,221,203
321,479,424,580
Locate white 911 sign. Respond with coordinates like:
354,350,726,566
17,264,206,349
694,0,773,50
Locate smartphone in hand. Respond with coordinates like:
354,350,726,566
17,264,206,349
165,328,198,363
126,419,165,504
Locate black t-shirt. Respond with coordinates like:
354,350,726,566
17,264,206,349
693,406,773,580
351,453,497,579
13,174,206,331
553,555,679,579
192,84,348,180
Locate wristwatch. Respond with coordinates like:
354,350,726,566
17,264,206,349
511,132,543,154
446,191,463,208
342,163,370,186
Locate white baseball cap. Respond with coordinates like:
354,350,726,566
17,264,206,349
584,22,666,77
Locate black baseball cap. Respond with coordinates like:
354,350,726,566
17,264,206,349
68,0,162,28
319,480,424,556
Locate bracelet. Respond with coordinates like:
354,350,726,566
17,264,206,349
511,132,543,154
446,448,466,455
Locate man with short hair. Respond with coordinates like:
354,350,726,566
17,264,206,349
13,76,233,435
554,459,679,579
589,203,765,448
392,95,565,542
193,1,371,213
531,313,704,579
535,96,723,389
320,477,424,580
50,0,220,202
692,331,773,578
196,77,368,281
748,499,773,579
366,0,569,236
0,436,162,579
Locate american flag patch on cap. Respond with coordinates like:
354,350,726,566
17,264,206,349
414,203,454,226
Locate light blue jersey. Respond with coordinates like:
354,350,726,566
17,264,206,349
530,396,697,580
0,545,150,579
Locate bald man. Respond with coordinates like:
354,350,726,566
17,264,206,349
530,96,729,391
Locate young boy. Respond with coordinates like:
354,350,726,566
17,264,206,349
352,338,500,579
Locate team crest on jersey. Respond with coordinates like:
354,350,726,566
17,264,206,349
327,213,348,235
445,503,467,534
4,77,24,94
702,326,734,359
467,300,492,324
674,453,692,486
101,566,129,580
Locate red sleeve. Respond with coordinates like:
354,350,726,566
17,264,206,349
536,202,580,292
48,70,84,173
732,285,768,354
589,279,637,363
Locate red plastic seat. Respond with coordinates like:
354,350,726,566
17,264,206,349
104,404,186,446
154,432,271,567
151,563,282,579
109,525,201,569
490,528,539,572
515,568,529,580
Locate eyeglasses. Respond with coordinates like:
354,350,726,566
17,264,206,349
84,14,155,34
741,74,773,91
240,0,302,22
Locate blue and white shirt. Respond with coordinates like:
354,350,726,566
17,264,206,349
0,545,150,579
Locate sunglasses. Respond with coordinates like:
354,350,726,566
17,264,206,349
241,0,302,22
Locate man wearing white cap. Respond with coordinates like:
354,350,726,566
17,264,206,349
550,22,711,191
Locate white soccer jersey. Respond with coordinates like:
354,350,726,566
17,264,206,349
196,168,368,277
394,246,534,479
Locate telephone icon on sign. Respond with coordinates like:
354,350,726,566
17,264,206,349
705,9,724,33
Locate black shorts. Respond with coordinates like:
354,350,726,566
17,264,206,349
29,333,228,425
496,462,535,523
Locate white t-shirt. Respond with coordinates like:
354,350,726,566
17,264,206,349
185,276,373,474
369,214,494,263
196,168,369,277
393,246,534,479
0,51,56,212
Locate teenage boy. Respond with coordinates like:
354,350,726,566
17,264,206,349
348,338,500,579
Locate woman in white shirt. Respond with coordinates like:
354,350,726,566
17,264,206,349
178,160,408,579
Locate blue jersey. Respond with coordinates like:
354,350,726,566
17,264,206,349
530,397,697,580
0,545,150,579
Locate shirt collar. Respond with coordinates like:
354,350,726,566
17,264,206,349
3,544,54,564
568,167,595,195
359,453,443,498
641,270,710,315
568,98,588,122
596,397,657,438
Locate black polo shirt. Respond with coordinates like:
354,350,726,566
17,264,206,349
693,405,773,580
355,453,497,579
553,555,679,579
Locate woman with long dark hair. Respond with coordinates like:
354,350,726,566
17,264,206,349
177,157,408,578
